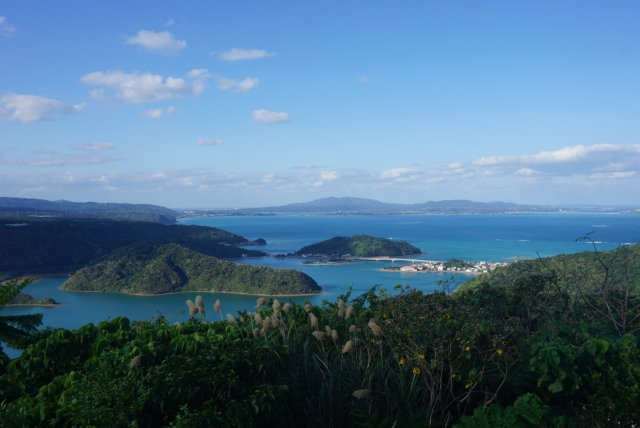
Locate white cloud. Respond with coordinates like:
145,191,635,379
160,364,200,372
379,168,415,179
0,15,16,36
72,142,115,152
197,138,223,146
125,30,186,55
0,93,84,124
294,164,327,170
214,76,259,93
473,144,640,167
590,171,636,179
89,89,105,100
251,109,290,124
141,106,177,119
218,48,275,61
515,168,539,176
81,69,210,104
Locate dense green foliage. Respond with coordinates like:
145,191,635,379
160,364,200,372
294,234,422,257
6,292,58,306
62,242,321,295
1,278,44,373
458,242,640,294
4,243,640,427
0,217,266,280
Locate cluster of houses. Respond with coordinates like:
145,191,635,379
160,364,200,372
395,261,507,274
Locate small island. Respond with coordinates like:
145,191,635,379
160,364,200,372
61,242,322,296
286,235,422,258
6,292,59,306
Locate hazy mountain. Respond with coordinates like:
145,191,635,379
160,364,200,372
187,197,563,215
0,197,178,224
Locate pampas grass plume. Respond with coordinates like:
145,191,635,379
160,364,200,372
310,313,319,329
255,313,263,325
226,314,237,324
273,299,281,315
271,316,279,328
186,300,198,315
353,389,370,400
262,318,271,331
346,305,354,319
331,329,339,342
304,303,313,313
368,320,383,336
325,325,332,334
253,328,260,338
342,340,353,353
195,295,205,316
312,331,326,340
130,355,143,368
349,325,357,333
338,298,345,311
214,300,221,313
283,303,291,312
255,297,268,308
174,322,182,328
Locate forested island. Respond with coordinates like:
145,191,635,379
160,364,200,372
0,216,267,280
290,235,421,258
62,242,321,296
5,292,59,306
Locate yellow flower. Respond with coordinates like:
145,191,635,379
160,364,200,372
399,358,405,365
370,338,376,344
497,349,503,355
452,374,456,378
417,353,425,360
412,367,421,375
382,313,388,319
465,346,470,352
465,383,473,389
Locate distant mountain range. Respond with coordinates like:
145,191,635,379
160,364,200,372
180,197,638,216
0,197,178,224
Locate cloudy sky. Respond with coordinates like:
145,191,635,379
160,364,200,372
1,1,639,208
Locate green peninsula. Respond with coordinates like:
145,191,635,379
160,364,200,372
0,217,267,280
457,242,640,294
294,235,422,257
62,242,321,295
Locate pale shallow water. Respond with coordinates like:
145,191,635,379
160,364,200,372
4,213,639,358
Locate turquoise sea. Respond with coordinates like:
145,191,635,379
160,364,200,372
4,213,640,358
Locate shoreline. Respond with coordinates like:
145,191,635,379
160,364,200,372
378,268,479,276
59,288,327,298
5,303,60,307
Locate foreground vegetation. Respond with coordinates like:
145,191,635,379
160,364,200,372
62,242,321,295
0,217,267,280
294,234,422,257
2,243,639,427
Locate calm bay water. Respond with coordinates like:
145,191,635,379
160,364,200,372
4,213,640,358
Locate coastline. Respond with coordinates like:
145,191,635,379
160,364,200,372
59,288,327,298
5,303,60,307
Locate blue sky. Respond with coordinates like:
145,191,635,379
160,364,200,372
1,1,639,208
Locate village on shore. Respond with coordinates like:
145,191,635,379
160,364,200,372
383,260,508,274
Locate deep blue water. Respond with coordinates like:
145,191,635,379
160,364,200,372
4,213,639,358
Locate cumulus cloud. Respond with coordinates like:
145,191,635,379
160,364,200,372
0,93,84,123
72,142,115,152
125,30,186,55
81,69,210,104
379,168,416,179
251,109,290,124
218,48,275,61
0,15,16,36
197,138,223,146
214,76,259,93
141,106,177,119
